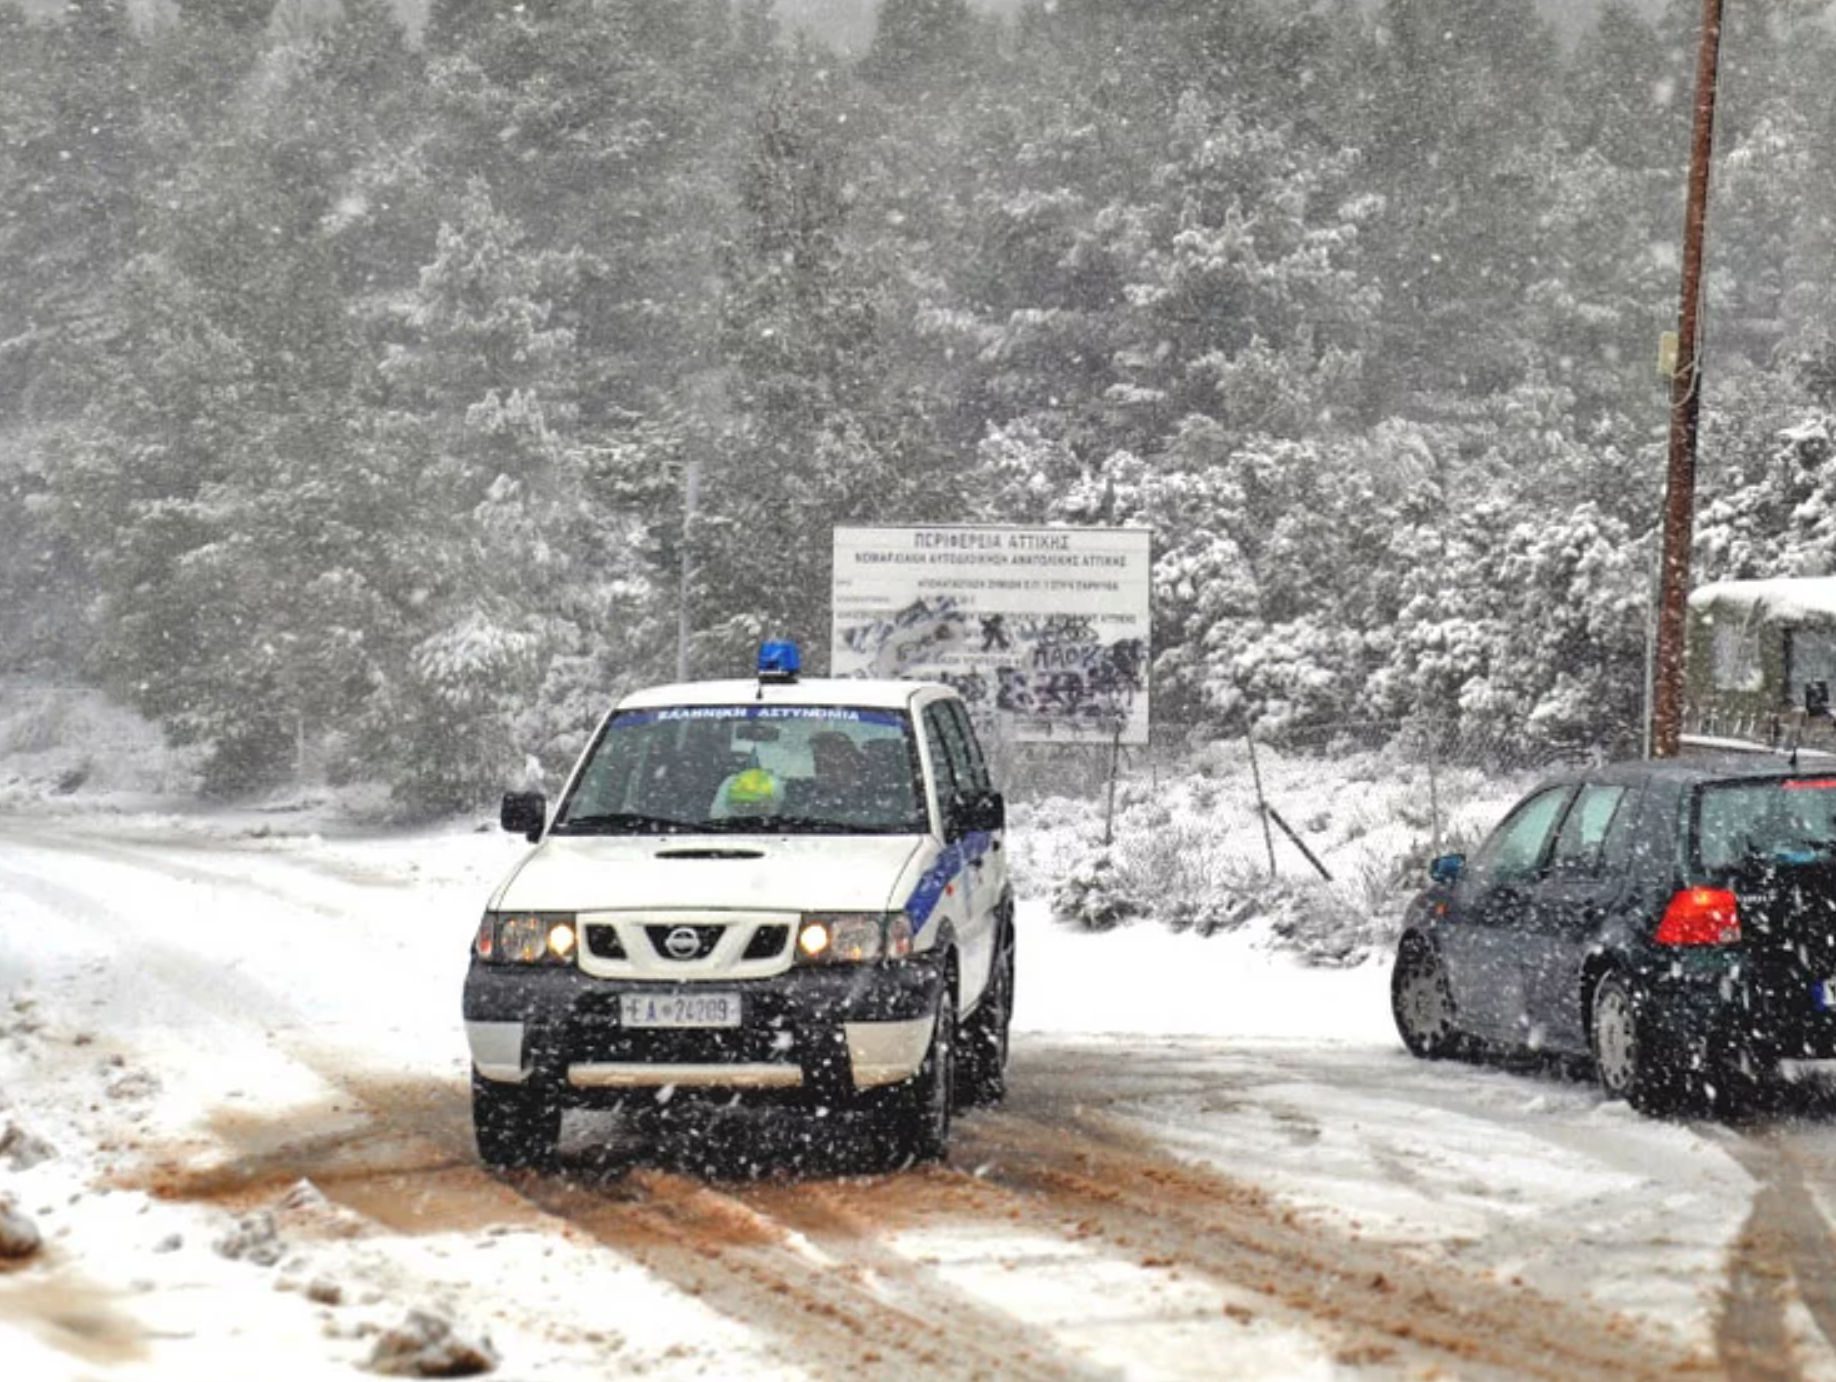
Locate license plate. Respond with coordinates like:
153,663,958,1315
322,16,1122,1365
620,993,741,1029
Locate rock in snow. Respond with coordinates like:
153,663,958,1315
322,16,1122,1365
365,1309,497,1377
0,1201,42,1259
306,1277,344,1306
0,1119,55,1170
104,1068,162,1101
213,1211,285,1266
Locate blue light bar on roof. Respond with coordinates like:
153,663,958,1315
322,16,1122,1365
757,640,801,682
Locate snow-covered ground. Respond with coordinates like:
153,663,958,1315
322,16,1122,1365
3,693,1836,1378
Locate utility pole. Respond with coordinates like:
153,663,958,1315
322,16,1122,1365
1650,0,1726,758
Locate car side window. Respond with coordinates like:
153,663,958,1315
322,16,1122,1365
1547,784,1629,879
942,700,992,795
1599,782,1646,874
921,705,962,808
1465,786,1571,893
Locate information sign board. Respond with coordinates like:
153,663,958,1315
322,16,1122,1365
830,525,1151,744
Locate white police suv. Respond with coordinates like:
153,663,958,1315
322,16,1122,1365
463,642,1015,1169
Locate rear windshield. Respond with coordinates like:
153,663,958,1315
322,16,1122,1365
1694,777,1836,873
552,705,926,836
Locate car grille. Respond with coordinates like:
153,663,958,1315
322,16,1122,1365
645,923,724,961
583,924,626,960
743,925,790,960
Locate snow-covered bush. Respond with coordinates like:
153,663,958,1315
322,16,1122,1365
1161,894,1253,936
1052,833,1397,962
1026,740,1528,964
1050,847,1143,932
1261,878,1391,968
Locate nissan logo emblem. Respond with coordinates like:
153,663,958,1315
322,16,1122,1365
663,926,702,960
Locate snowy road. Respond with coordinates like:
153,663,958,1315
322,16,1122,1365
4,812,1836,1378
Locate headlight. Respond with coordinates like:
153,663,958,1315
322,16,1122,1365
476,912,577,965
795,912,912,965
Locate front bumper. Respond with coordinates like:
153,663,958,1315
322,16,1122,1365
462,955,943,1103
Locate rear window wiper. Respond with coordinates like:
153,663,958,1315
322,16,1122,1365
552,812,694,835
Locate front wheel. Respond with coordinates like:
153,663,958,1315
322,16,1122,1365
1391,938,1464,1060
472,1071,562,1170
957,926,1014,1108
877,988,956,1168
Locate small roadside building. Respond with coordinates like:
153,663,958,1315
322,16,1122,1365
1686,576,1836,752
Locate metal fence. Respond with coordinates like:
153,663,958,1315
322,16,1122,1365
989,710,1611,883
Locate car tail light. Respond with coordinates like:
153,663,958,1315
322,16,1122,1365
1654,887,1741,946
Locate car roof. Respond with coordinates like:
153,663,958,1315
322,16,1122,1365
617,676,946,713
1539,751,1836,789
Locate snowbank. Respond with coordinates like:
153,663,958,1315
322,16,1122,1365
0,678,203,807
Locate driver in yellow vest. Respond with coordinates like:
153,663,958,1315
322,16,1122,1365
712,765,782,818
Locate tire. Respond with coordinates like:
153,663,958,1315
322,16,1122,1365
878,985,956,1168
957,925,1014,1108
1589,972,1683,1117
1702,1046,1771,1119
472,1070,562,1170
1700,1026,1778,1118
1391,938,1465,1060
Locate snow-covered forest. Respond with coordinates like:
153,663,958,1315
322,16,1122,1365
4,0,1836,810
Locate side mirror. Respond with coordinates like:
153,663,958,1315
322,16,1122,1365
1809,680,1831,718
501,791,547,843
1428,852,1465,885
948,790,1005,838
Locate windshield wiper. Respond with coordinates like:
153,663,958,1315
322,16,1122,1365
695,815,864,835
553,811,694,835
694,815,923,835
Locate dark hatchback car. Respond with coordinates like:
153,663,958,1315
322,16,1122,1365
1392,757,1836,1115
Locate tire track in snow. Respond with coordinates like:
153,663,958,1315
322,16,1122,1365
732,1168,1138,1380
1721,1127,1836,1378
119,1067,1109,1381
1715,1181,1800,1382
0,822,1727,1376
949,1092,1708,1378
721,1091,1705,1378
514,1166,1109,1382
0,820,396,921
1764,1133,1836,1356
206,1071,1112,1382
0,845,1027,1379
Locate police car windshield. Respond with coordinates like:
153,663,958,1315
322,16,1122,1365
552,706,927,836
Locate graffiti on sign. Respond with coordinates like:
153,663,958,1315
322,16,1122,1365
831,526,1151,744
838,597,969,678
